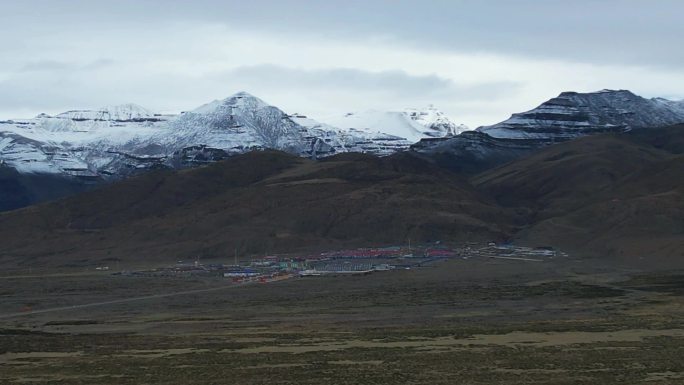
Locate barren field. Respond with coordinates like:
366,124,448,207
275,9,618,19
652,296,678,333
2,257,684,384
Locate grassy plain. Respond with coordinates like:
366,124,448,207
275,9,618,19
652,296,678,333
1,257,684,384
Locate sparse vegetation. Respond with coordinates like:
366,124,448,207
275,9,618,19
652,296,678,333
1,258,683,384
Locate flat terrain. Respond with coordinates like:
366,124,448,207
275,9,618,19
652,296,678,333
2,256,684,384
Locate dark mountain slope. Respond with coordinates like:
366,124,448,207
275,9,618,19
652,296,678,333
517,155,684,263
0,166,95,212
411,131,551,174
623,124,684,155
473,125,684,263
0,151,510,270
2,125,682,270
472,134,668,216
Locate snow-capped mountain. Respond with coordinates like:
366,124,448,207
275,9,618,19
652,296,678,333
0,104,171,176
151,92,433,159
404,105,469,137
150,92,315,155
413,89,684,173
3,89,681,180
0,93,320,177
0,92,460,178
478,90,684,140
289,115,414,157
320,106,468,143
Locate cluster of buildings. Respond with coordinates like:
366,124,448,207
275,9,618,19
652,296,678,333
471,243,566,260
116,245,463,280
226,246,463,278
115,243,558,282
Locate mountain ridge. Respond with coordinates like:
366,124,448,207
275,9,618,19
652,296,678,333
477,89,684,139
0,91,463,179
0,150,510,269
1,125,682,270
413,89,684,174
2,88,684,213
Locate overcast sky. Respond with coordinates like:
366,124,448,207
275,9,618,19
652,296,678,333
1,0,683,127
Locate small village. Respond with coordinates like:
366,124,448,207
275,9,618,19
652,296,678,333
113,243,565,284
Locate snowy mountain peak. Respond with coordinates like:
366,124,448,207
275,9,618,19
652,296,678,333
55,103,155,121
164,91,318,154
478,89,684,139
233,90,257,98
404,105,469,137
191,91,270,114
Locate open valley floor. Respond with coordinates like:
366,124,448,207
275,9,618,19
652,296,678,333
2,255,684,384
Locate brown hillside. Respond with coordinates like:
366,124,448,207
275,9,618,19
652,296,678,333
0,151,510,270
2,126,682,270
474,127,684,264
472,134,668,217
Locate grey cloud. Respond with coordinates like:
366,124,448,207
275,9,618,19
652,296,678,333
1,0,681,126
0,63,519,125
19,59,116,73
20,60,73,72
81,59,116,71
226,65,521,101
4,0,683,69
0,74,100,113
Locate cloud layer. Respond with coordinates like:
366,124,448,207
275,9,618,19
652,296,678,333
0,0,682,127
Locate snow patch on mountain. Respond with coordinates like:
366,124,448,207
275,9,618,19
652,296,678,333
319,106,467,142
652,97,684,116
55,103,156,121
291,115,413,156
404,105,469,137
0,132,92,175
